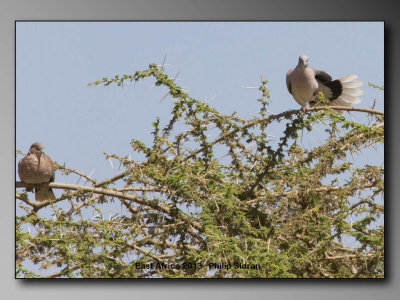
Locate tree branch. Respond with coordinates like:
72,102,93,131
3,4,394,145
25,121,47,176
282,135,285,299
16,181,203,232
54,162,96,184
307,106,383,115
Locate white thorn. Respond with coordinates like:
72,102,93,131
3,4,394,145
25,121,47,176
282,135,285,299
242,86,259,89
160,92,170,103
88,169,96,178
156,64,171,67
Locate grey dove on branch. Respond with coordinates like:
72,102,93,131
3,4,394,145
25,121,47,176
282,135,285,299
286,55,363,112
18,142,56,201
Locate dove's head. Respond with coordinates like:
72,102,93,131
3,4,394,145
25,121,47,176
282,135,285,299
29,142,45,153
298,55,309,67
29,142,45,163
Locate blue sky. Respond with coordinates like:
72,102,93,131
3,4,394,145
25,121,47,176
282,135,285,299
16,21,383,246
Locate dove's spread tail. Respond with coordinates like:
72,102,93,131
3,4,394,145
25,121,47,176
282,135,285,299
333,74,363,106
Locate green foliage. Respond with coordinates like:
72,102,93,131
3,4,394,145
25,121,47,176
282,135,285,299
16,64,384,278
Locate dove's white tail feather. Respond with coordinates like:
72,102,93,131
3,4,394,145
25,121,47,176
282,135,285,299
338,74,363,104
342,88,363,97
331,98,351,107
341,80,363,89
338,74,358,83
338,94,361,104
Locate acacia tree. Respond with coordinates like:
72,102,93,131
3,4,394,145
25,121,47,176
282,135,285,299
16,63,384,278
